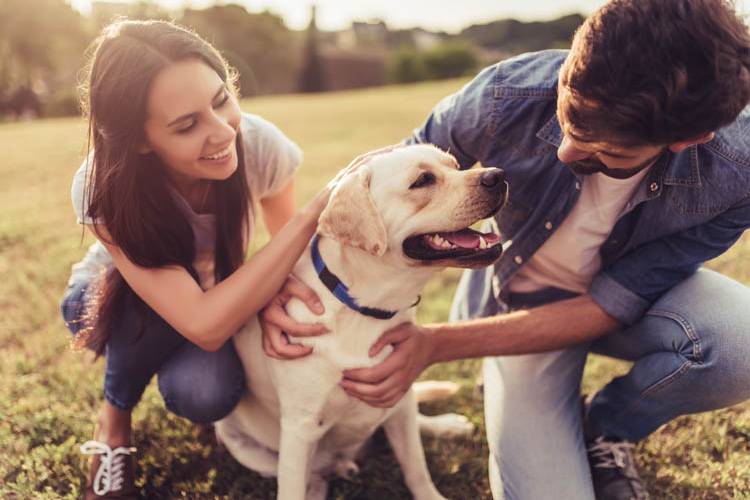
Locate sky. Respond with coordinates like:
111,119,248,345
69,0,750,33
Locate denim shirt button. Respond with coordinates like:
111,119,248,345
650,182,659,192
544,221,553,230
575,181,582,190
514,255,524,265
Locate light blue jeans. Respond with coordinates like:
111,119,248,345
451,268,750,500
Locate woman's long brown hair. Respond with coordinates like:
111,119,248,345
76,20,250,356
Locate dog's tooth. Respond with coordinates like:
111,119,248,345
479,236,487,249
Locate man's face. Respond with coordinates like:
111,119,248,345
557,132,666,179
556,79,666,179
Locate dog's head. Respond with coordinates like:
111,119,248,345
318,144,506,269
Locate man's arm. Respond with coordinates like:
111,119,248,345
341,294,620,407
341,196,750,407
429,293,620,362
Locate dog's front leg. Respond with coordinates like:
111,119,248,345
383,389,448,500
277,417,323,500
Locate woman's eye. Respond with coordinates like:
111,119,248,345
215,92,229,108
175,93,229,134
177,122,196,134
409,171,436,189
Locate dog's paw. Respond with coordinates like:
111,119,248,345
417,412,475,438
334,459,360,480
413,488,450,500
307,474,330,500
413,380,461,402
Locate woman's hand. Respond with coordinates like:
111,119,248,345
260,275,328,360
340,322,435,408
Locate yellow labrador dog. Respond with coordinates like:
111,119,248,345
216,144,506,499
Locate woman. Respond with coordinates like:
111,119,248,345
61,19,331,499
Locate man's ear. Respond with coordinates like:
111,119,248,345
318,166,387,256
669,132,715,153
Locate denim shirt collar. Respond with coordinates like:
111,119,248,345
535,113,703,189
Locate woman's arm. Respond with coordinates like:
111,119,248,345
94,188,329,352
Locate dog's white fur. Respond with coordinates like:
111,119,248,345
216,144,502,500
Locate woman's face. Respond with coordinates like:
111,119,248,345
141,58,242,187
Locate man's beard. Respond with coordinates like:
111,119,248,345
565,149,665,179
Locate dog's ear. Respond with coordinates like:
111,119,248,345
318,166,387,256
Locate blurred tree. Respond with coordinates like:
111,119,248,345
0,0,90,117
92,0,170,28
461,14,584,53
298,5,326,92
422,41,479,79
388,42,478,84
181,5,299,96
388,46,427,83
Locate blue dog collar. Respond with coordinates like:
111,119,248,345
310,234,418,320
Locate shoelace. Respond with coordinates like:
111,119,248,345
587,436,634,470
80,440,137,496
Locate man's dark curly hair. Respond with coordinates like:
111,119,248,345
558,0,750,146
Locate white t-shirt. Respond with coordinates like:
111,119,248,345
508,167,651,294
68,112,302,289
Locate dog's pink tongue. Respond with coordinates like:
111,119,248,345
441,230,480,249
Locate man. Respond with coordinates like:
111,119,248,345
336,1,750,499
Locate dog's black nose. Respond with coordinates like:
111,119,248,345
480,168,505,189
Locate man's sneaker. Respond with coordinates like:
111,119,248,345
586,435,649,500
80,441,140,499
583,397,650,500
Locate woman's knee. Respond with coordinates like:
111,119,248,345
158,342,246,423
160,379,244,423
60,281,89,335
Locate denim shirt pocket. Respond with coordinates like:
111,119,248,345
666,147,749,216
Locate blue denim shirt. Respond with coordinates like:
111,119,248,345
408,50,750,325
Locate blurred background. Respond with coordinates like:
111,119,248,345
3,0,744,121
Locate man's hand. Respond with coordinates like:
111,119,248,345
340,322,434,408
261,275,328,360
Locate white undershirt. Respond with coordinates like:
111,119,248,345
508,167,651,294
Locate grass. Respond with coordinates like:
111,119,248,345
1,78,749,499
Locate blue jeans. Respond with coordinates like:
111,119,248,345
60,279,245,423
451,268,750,500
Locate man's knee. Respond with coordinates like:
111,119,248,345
651,269,749,349
645,269,750,401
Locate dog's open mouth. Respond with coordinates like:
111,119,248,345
403,224,502,264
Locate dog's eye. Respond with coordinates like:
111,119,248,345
409,171,436,189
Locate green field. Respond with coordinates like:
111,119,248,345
1,78,749,499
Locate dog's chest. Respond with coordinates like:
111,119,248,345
285,292,406,370
294,380,395,448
